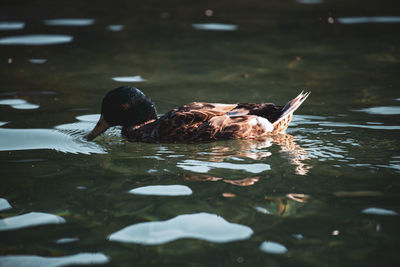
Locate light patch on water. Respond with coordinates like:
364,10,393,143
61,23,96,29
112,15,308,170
320,122,400,130
0,198,12,211
29,59,47,64
55,237,80,244
43,18,95,26
0,22,25,30
177,159,270,174
297,0,324,4
354,106,400,115
0,34,73,45
129,185,192,196
0,121,8,126
260,241,288,254
365,122,384,125
362,207,398,215
143,155,164,160
254,206,270,214
337,16,400,24
108,212,253,245
107,25,124,31
0,98,39,109
0,253,109,267
0,128,106,154
293,234,304,240
112,75,147,82
289,114,328,126
192,23,238,31
76,114,101,122
0,212,65,231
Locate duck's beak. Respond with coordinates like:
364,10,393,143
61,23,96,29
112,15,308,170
85,115,110,141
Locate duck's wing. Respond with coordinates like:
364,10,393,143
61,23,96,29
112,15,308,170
123,102,238,142
179,102,237,113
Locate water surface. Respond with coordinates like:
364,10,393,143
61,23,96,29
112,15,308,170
1,0,399,266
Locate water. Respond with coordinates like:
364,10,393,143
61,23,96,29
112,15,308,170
1,0,400,266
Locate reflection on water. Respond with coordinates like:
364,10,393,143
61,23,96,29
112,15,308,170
177,159,271,174
337,16,400,24
259,241,288,254
0,22,25,30
0,113,105,154
0,212,65,231
361,207,398,216
55,237,80,244
107,25,124,31
108,212,253,245
0,128,105,154
192,23,238,31
43,18,95,26
1,0,399,264
129,185,192,196
355,106,400,115
28,59,47,64
111,75,146,82
0,198,12,211
0,98,39,109
257,194,309,216
0,34,73,45
0,253,109,267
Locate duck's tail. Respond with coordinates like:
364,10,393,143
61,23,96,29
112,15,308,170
271,91,310,134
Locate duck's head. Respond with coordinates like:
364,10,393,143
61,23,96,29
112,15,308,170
86,86,157,141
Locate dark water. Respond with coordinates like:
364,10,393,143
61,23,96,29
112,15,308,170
1,0,400,266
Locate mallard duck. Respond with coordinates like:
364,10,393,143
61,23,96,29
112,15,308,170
86,86,310,142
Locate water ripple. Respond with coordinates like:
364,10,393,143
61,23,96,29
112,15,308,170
43,18,95,26
260,241,288,254
0,212,65,231
108,212,253,245
0,22,25,30
0,98,39,110
177,159,270,174
0,253,109,267
337,16,400,24
354,106,400,115
0,198,12,211
129,185,192,196
361,207,398,215
0,128,105,154
112,75,146,82
107,25,124,31
0,34,73,45
29,59,47,64
192,23,238,31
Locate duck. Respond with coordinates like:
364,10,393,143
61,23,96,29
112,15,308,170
86,86,310,142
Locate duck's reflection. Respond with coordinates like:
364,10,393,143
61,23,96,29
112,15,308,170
261,193,309,216
272,134,311,176
184,175,260,187
193,133,311,176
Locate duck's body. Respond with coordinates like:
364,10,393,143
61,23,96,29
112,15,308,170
86,86,309,142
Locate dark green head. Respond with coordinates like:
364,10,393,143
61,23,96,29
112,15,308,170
86,86,157,140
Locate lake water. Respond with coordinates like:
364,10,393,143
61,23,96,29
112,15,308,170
1,0,399,266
